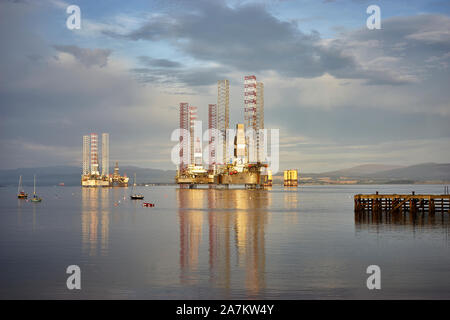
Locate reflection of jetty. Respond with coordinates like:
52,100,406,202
354,192,450,214
355,208,450,228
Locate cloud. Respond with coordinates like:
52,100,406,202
0,0,449,171
279,137,450,173
101,1,433,86
53,45,112,67
131,55,228,87
106,2,358,78
130,65,229,87
0,2,185,169
340,14,450,71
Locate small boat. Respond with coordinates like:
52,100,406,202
143,202,155,207
30,175,42,202
130,173,144,200
17,175,28,199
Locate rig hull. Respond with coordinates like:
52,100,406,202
81,178,110,187
176,164,267,187
81,175,129,187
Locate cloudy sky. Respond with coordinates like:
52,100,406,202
0,0,449,172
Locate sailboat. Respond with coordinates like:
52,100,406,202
17,175,28,199
130,173,144,200
30,174,42,202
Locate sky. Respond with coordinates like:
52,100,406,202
0,0,449,173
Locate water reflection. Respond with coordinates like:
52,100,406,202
17,199,23,226
283,191,299,225
355,210,450,238
81,188,111,256
32,202,36,231
178,190,204,280
15,198,38,230
177,188,271,296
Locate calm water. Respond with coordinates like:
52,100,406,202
0,184,449,299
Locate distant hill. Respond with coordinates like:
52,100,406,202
0,163,449,187
277,162,450,183
321,164,405,177
368,163,450,181
0,166,176,186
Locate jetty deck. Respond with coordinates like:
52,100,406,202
354,192,450,214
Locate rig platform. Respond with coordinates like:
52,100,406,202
176,163,268,188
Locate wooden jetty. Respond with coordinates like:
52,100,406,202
354,192,450,214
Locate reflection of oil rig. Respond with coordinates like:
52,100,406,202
175,77,273,188
81,133,129,187
177,188,269,292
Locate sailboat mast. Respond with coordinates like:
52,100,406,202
18,175,22,193
33,175,36,195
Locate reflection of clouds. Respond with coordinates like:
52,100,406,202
81,188,110,257
177,188,271,295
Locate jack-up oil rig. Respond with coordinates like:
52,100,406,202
81,133,129,187
175,76,273,188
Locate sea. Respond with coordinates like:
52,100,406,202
0,184,449,299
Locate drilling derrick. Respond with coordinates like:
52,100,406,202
256,82,264,162
101,133,109,177
90,133,99,175
176,104,210,186
110,161,129,187
217,80,229,165
82,135,90,176
208,104,217,171
244,75,257,163
189,106,198,166
179,102,190,173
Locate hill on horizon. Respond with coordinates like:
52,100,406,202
0,165,176,186
368,163,450,181
0,162,449,186
305,162,450,182
319,164,405,177
275,162,450,183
